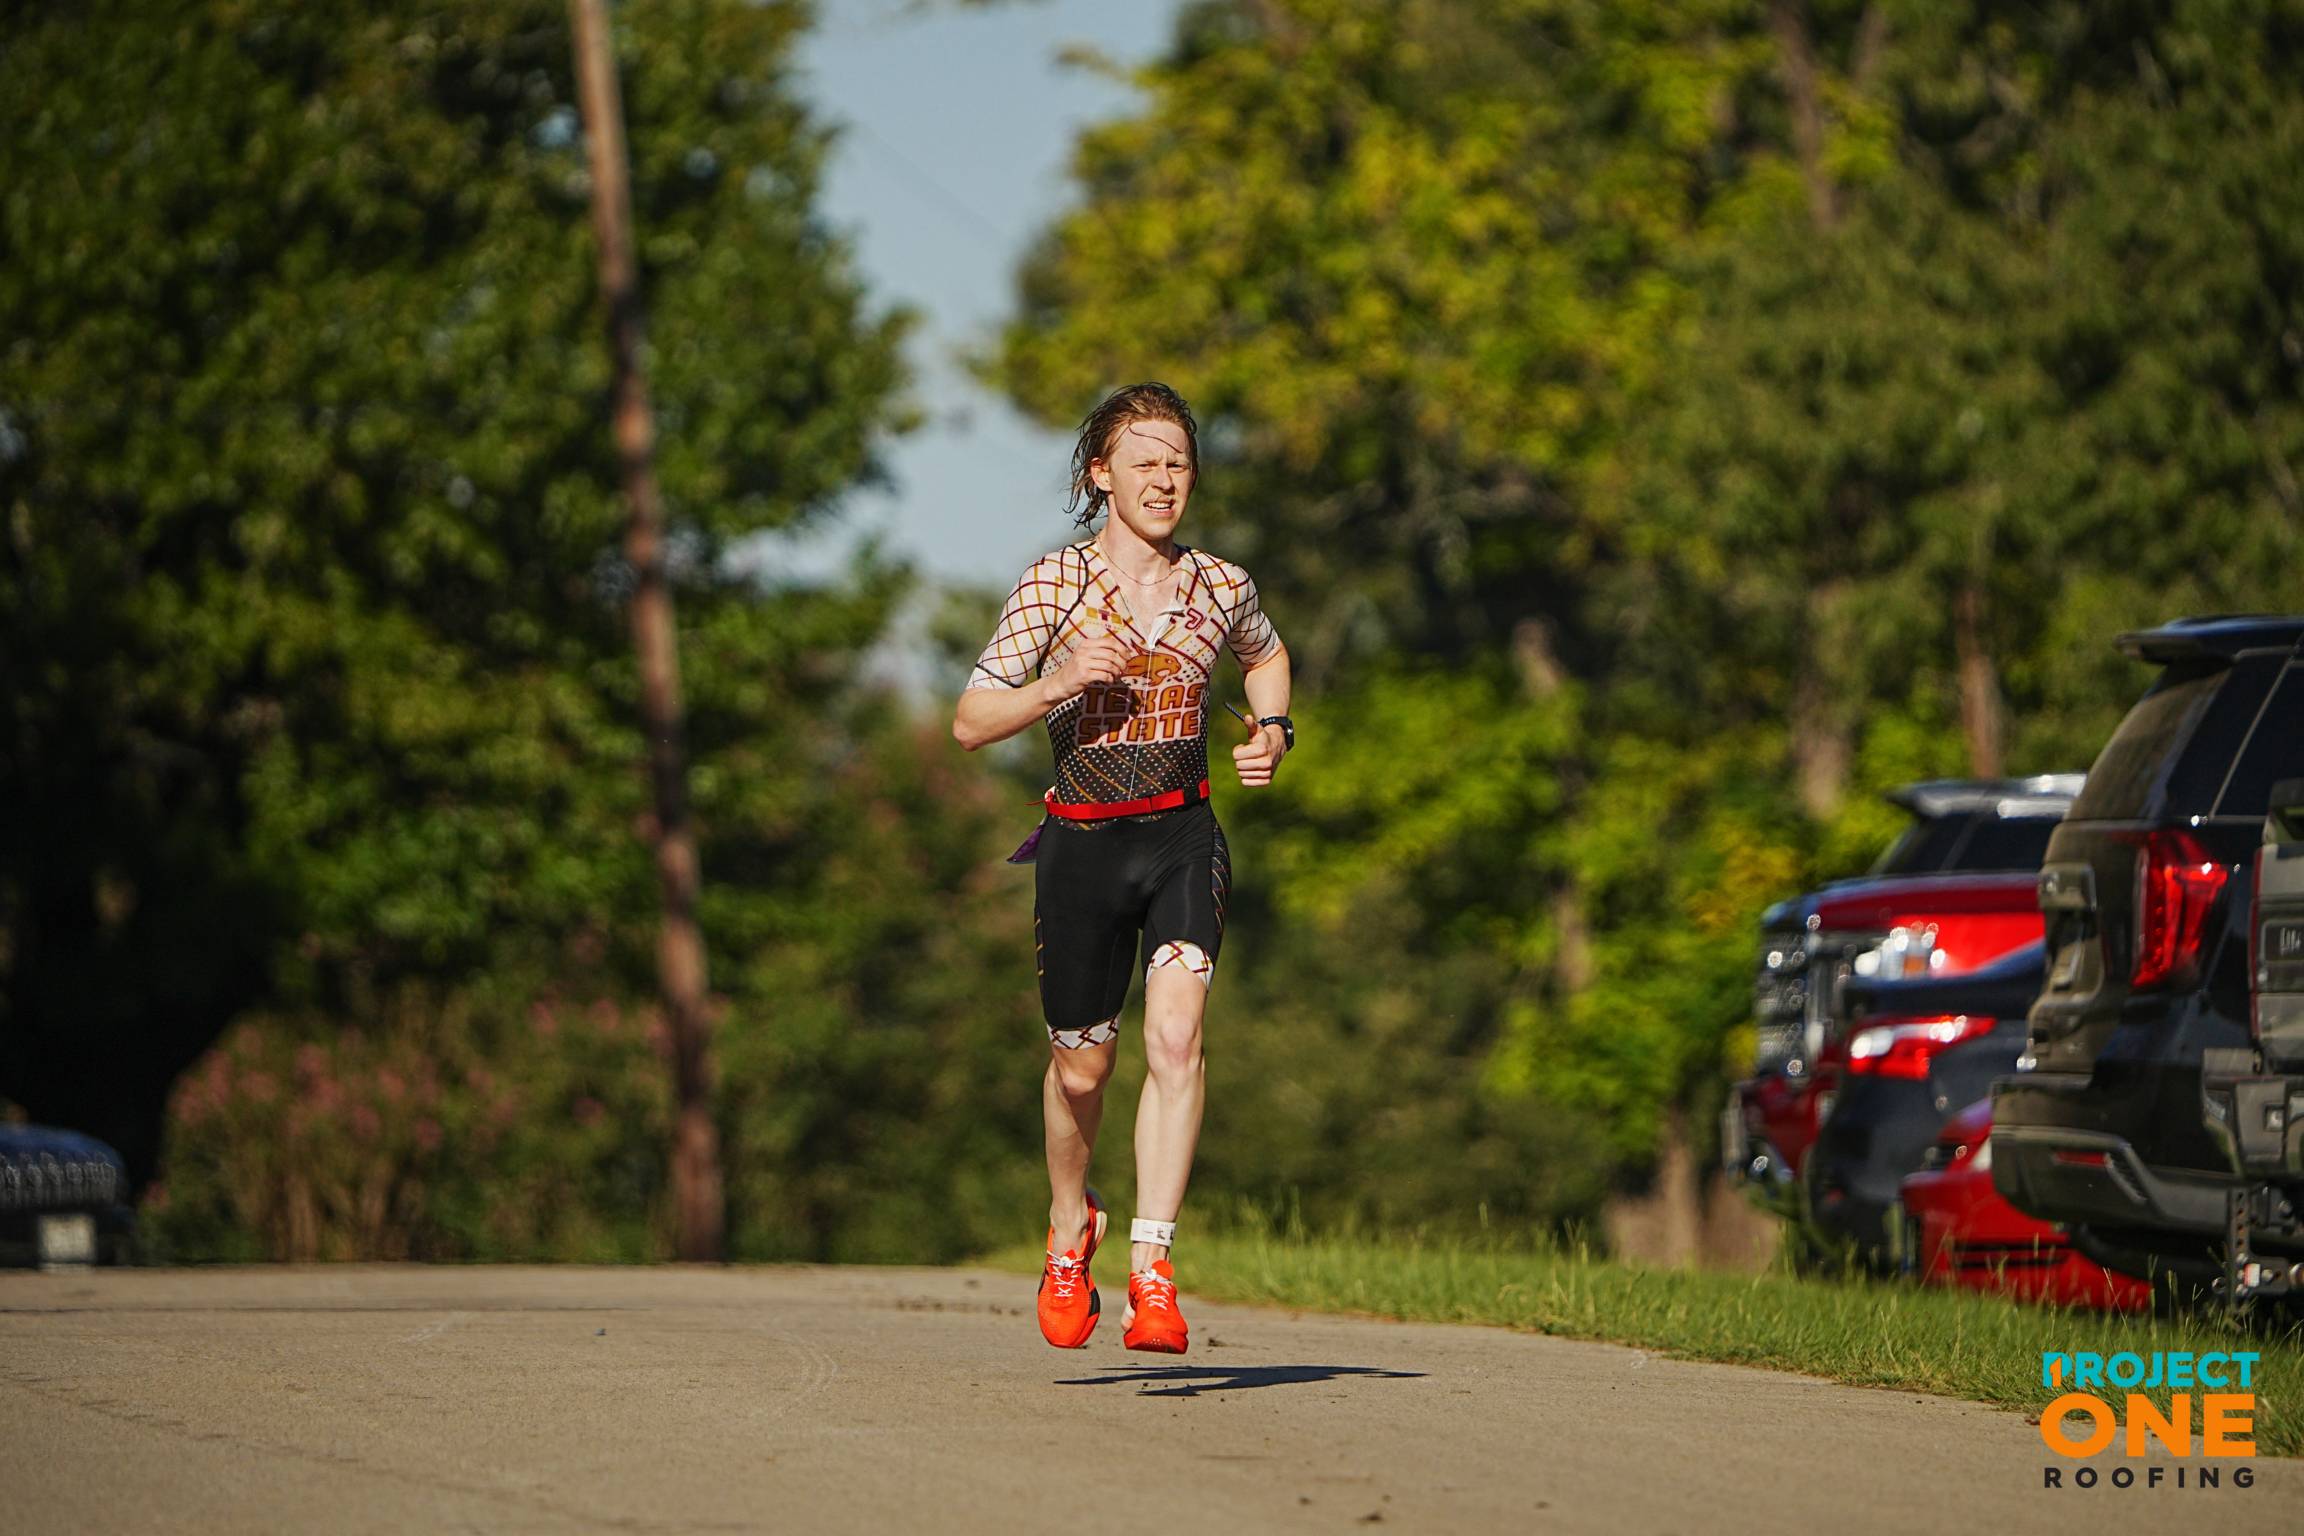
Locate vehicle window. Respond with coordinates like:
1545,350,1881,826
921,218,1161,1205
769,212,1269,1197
2215,664,2304,820
1867,814,1969,876
2069,657,2276,821
1944,816,2060,872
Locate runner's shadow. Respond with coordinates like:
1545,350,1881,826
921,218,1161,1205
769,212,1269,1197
1054,1364,1425,1398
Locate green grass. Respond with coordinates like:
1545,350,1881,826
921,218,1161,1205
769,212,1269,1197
986,1224,2304,1458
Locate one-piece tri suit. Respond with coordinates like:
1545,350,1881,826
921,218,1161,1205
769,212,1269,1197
967,540,1283,1049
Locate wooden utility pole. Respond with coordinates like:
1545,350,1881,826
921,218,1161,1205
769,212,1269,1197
569,0,724,1261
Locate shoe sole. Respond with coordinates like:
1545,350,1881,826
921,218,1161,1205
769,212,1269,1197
1121,1291,1187,1354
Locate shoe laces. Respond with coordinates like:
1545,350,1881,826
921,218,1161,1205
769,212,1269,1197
1045,1248,1087,1303
1131,1268,1176,1313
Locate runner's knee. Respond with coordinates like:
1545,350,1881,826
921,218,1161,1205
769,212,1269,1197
1140,1010,1202,1084
1048,1025,1119,1095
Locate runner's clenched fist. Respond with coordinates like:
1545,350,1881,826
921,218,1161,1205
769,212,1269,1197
1231,721,1287,787
1042,625,1133,702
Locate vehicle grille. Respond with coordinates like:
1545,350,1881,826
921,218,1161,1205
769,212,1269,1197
1752,931,1809,1072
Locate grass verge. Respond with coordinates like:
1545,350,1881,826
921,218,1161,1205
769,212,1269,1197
985,1225,2304,1458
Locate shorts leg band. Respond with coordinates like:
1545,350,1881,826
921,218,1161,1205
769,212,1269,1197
1049,1015,1120,1051
1145,940,1213,988
1130,1217,1175,1249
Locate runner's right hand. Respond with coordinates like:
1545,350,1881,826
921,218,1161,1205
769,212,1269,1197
1045,629,1133,701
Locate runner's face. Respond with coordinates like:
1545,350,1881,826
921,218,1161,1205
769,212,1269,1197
1092,419,1194,544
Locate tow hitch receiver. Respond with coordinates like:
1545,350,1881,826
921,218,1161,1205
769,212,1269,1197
2222,1184,2304,1316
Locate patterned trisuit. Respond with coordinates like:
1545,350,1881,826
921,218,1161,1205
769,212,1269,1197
966,539,1283,1047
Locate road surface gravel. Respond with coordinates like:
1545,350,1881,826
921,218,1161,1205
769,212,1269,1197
2,1264,2289,1533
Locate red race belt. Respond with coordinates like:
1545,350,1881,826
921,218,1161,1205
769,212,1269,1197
1043,777,1211,821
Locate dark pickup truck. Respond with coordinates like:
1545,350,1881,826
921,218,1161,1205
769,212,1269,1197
1726,776,2082,1256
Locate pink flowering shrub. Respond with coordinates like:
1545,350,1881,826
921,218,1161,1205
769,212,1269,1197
148,988,672,1261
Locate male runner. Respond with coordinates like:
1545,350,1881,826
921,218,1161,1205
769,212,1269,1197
952,382,1293,1354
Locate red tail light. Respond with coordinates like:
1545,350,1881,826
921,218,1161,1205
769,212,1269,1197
1845,1014,1995,1079
2129,830,2226,989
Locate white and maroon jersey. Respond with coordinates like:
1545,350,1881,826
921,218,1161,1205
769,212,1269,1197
966,540,1282,809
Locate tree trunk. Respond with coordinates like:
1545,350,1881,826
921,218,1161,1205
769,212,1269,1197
1792,661,1850,821
1770,0,1840,232
1549,887,1594,994
571,0,724,1263
1954,582,2004,778
1602,1104,1703,1268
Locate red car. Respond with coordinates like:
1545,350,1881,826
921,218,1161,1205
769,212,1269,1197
1899,1099,2149,1311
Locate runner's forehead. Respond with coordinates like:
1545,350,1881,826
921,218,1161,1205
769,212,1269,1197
1114,420,1191,459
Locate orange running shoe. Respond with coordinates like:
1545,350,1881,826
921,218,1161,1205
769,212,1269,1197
1122,1258,1189,1354
1036,1188,1107,1348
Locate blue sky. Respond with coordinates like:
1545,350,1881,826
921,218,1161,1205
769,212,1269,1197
756,0,1185,593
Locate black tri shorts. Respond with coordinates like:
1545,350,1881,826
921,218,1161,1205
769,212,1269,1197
1032,799,1231,1043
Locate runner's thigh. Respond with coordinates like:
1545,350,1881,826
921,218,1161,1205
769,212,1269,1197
1139,806,1229,981
1034,819,1147,1034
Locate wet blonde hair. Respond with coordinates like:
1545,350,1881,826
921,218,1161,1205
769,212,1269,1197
1065,382,1199,528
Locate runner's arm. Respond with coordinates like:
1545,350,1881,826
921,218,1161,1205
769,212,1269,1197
953,673,1068,751
956,645,1136,749
1233,642,1292,784
954,559,1131,749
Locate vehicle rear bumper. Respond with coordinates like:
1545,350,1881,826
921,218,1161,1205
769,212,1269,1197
1722,1082,1802,1215
1809,1084,1939,1254
1989,1119,2230,1235
1991,1068,2234,1233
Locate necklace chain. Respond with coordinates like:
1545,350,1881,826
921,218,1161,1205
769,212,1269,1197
1095,542,1186,587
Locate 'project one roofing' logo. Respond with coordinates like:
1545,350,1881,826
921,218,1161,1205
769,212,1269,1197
2038,1350,2259,1489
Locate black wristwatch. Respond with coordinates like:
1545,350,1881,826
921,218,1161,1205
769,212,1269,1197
1256,715,1294,751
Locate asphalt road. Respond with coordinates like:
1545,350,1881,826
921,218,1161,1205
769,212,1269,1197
2,1264,2291,1534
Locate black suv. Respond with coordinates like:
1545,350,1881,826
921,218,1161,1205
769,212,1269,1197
1992,615,2304,1289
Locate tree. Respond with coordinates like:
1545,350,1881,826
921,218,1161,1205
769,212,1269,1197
0,0,911,1193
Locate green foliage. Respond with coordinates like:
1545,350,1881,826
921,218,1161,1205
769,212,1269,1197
147,712,1056,1264
0,0,924,1244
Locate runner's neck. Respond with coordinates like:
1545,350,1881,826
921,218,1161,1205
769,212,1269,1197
1092,524,1182,588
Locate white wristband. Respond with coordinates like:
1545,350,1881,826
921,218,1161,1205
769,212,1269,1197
1130,1218,1175,1249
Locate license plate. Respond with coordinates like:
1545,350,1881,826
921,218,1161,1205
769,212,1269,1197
2266,919,2304,990
37,1213,96,1270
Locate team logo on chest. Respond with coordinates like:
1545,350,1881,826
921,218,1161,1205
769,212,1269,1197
1076,649,1206,746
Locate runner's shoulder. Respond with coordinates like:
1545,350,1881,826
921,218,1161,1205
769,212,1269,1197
1002,544,1092,592
1186,547,1260,595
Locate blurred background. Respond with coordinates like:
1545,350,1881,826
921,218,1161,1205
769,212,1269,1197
3,0,2299,1267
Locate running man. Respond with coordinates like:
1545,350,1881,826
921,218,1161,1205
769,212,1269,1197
952,382,1293,1354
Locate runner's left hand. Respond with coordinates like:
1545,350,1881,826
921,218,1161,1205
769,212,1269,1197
1232,723,1287,787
